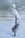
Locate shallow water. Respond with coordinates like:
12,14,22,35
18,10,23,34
0,0,25,38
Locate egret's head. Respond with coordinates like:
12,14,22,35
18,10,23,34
12,4,16,8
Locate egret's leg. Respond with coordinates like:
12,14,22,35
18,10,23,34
15,16,17,25
12,16,19,36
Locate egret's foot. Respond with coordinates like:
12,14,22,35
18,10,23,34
12,32,16,37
